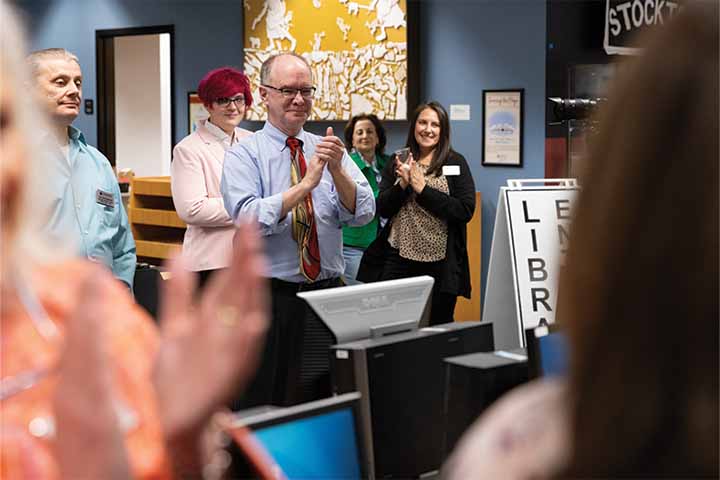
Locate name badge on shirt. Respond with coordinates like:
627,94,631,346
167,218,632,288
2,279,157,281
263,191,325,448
442,165,461,176
96,188,115,208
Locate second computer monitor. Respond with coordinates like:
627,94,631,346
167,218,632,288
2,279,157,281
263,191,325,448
526,324,568,378
228,393,367,479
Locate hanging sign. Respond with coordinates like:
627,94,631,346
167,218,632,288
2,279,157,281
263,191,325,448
604,0,682,55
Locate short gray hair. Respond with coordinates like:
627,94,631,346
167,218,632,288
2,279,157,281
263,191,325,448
260,52,311,85
3,4,69,264
26,48,80,77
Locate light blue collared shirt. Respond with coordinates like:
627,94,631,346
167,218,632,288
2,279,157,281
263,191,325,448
46,126,136,288
221,121,375,282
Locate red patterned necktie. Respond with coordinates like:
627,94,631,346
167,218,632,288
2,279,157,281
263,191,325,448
286,137,321,281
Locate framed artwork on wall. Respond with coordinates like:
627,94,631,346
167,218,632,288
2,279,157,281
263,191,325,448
188,92,209,134
242,0,418,121
482,89,524,167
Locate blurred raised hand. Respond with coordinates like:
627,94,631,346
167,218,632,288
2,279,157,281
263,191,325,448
153,220,269,471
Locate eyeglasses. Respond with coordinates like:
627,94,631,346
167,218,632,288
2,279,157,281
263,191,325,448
215,96,245,108
261,84,316,99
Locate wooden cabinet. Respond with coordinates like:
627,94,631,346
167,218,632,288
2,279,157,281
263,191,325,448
128,176,186,264
454,192,482,322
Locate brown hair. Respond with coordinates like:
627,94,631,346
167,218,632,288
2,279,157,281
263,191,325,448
405,101,454,176
559,3,718,477
343,113,387,156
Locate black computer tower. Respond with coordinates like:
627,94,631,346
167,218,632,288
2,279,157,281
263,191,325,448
442,349,529,457
330,321,493,478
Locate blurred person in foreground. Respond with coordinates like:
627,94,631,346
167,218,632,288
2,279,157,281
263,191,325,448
26,47,136,289
341,113,390,283
0,3,269,478
171,67,254,288
445,3,718,478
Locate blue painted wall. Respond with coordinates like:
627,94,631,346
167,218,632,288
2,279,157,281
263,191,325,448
17,0,245,147
17,0,546,304
418,0,547,300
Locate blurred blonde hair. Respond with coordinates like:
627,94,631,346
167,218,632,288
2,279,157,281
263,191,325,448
1,0,68,270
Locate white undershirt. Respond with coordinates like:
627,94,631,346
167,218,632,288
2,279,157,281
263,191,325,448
60,143,70,167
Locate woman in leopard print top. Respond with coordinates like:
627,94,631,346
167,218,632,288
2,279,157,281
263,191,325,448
369,101,476,325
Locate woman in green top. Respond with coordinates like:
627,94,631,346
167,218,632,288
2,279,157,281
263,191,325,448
342,113,390,283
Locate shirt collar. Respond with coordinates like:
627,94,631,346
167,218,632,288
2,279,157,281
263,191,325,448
203,118,234,143
39,126,86,149
67,125,87,145
262,120,308,152
350,149,379,172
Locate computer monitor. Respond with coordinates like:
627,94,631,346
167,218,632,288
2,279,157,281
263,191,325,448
525,324,568,378
226,393,368,480
297,276,434,343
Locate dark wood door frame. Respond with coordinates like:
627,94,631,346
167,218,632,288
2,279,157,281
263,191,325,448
96,25,175,166
406,0,421,119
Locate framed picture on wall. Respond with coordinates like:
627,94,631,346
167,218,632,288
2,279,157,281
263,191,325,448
482,89,524,167
188,92,209,134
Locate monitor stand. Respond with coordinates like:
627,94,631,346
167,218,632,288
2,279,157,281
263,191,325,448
370,320,418,339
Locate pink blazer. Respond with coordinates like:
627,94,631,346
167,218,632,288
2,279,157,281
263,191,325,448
171,121,252,271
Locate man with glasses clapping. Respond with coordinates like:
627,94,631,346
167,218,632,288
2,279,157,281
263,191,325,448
221,52,374,407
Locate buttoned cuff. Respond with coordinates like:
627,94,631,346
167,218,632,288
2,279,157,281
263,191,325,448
340,183,375,227
255,192,290,235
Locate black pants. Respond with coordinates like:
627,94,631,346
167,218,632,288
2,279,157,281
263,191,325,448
232,277,343,410
380,248,457,326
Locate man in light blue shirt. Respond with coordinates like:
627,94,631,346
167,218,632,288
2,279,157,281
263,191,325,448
222,121,375,281
222,67,375,281
221,52,374,406
28,48,136,288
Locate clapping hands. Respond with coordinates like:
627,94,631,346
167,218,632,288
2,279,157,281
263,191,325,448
314,126,346,175
408,161,426,193
395,152,426,193
395,152,413,188
51,220,270,479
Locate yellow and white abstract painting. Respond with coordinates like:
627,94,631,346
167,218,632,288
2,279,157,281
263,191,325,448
243,0,408,120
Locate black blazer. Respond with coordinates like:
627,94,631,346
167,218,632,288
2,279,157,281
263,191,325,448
358,150,476,298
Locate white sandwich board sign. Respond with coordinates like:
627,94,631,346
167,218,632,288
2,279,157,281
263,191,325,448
482,179,579,349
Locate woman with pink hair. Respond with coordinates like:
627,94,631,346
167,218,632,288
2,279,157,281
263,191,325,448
171,67,254,286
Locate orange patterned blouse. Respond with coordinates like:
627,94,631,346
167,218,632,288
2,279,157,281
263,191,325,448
1,260,172,479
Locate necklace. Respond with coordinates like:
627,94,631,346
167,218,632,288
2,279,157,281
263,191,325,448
0,273,58,401
1,273,139,436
